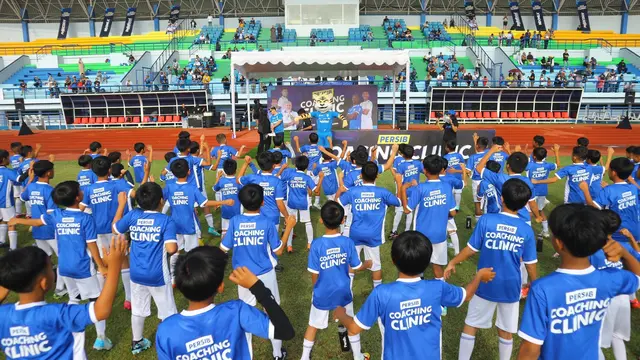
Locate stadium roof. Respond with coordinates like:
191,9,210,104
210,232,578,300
0,0,636,24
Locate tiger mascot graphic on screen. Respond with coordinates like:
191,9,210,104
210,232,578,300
295,88,348,148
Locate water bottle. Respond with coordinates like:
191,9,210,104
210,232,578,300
536,233,543,252
465,216,472,229
338,325,351,352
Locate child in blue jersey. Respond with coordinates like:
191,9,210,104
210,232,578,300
525,145,560,237
440,157,464,255
534,145,591,204
0,150,20,250
0,237,126,360
10,181,115,350
107,151,135,184
270,135,293,166
172,131,191,154
630,146,640,184
577,136,590,148
390,145,423,239
518,204,640,360
16,144,41,218
155,247,295,360
77,155,97,192
189,139,221,236
586,148,607,199
9,142,23,216
20,160,66,298
294,133,323,208
335,231,495,360
477,160,501,215
443,140,466,208
113,182,179,355
527,135,545,162
269,106,285,136
302,201,372,360
313,149,340,195
490,136,509,171
339,162,401,290
110,163,135,216
210,133,245,175
404,155,457,280
85,141,106,159
213,159,243,238
162,138,207,189
446,178,538,360
128,142,152,184
466,135,490,220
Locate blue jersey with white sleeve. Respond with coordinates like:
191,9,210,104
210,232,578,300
220,213,282,276
213,176,242,219
396,160,423,185
343,164,383,189
338,160,355,175
80,180,127,235
162,181,207,235
0,302,97,360
9,154,21,169
347,105,362,130
166,154,204,188
0,166,19,208
41,208,97,279
17,158,36,187
89,154,100,159
408,180,455,244
490,151,509,172
555,163,591,204
468,212,537,302
310,111,340,134
269,148,291,166
128,154,148,183
210,145,238,170
313,160,339,195
338,184,400,247
593,182,640,243
354,278,465,360
481,169,535,222
526,161,557,196
443,152,465,182
156,301,272,360
588,164,605,198
477,180,500,214
114,209,177,287
300,144,321,166
159,169,177,185
76,169,97,192
190,156,209,192
281,170,316,210
20,182,56,240
518,267,640,360
239,173,285,225
466,151,488,180
589,249,624,271
308,234,362,310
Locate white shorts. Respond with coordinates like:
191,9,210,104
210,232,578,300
356,245,381,272
465,295,519,333
178,234,199,252
326,194,336,201
64,275,102,300
288,208,311,223
535,196,549,210
601,294,631,347
472,180,481,203
447,218,457,232
131,281,177,320
309,302,354,329
0,207,16,221
221,218,230,232
239,269,280,306
35,239,58,257
12,185,22,198
431,242,448,266
96,233,114,258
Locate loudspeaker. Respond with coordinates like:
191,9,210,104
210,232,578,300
14,98,25,111
625,91,636,105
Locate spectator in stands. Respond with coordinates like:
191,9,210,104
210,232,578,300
452,72,459,87
473,71,479,86
540,56,548,69
469,18,478,31
475,59,481,74
190,19,197,29
539,73,545,87
527,52,534,65
562,49,569,66
222,75,230,94
19,80,26,95
443,19,447,28
582,56,589,67
488,33,494,46
207,13,213,26
250,18,255,25
33,76,42,88
518,34,525,50
383,75,391,92
85,78,92,93
383,16,389,25
449,18,454,27
528,70,536,87
144,75,152,91
198,33,205,44
270,25,276,42
395,21,401,29
215,41,221,51
544,30,551,49
506,31,513,46
548,56,555,73
523,30,531,48
180,104,189,129
277,24,283,41
503,15,509,30
367,31,374,41
205,34,210,44
483,75,488,86
258,45,265,51
618,59,628,74
125,79,133,92
203,73,211,92
78,58,85,76
624,80,635,93
590,57,597,69
421,20,429,31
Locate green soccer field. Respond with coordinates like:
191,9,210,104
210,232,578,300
2,157,638,360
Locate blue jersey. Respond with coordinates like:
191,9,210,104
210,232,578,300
9,154,21,169
518,267,640,360
443,152,465,182
466,151,488,180
17,158,36,187
89,154,100,159
76,169,97,192
300,144,321,166
440,174,463,191
163,181,207,235
210,145,238,170
408,180,455,244
213,176,242,219
490,151,509,172
190,156,209,192
0,166,19,208
477,180,500,214
281,170,316,210
313,160,339,195
593,182,640,243
355,278,465,360
468,212,537,302
220,213,282,276
129,154,148,183
555,163,591,204
343,164,383,189
308,234,362,310
310,110,340,134
269,112,284,134
396,160,423,185
0,302,96,360
588,164,605,198
526,161,557,196
166,154,204,188
269,148,291,166
239,173,285,225
41,208,97,279
589,249,624,271
347,105,362,130
159,169,177,185
156,301,271,360
114,209,177,287
20,182,56,240
339,160,356,175
338,184,400,247
481,169,535,222
80,180,126,235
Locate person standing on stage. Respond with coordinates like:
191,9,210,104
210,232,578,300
437,111,459,150
347,94,363,130
269,107,285,137
360,91,374,130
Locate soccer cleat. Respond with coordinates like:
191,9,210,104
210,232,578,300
124,300,132,311
541,230,550,238
307,243,311,250
198,238,205,246
274,348,288,360
287,246,293,253
275,264,284,273
521,287,530,300
362,353,371,360
208,227,221,236
552,252,560,258
312,204,321,211
53,289,68,300
388,231,398,241
93,337,113,351
0,242,9,249
441,306,447,316
131,338,152,355
631,299,640,309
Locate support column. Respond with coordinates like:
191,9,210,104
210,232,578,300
621,0,630,34
21,8,29,42
486,0,493,27
153,4,160,31
219,1,225,27
231,62,236,138
88,5,95,37
552,0,560,29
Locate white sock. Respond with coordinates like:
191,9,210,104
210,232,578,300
96,274,105,289
0,224,7,244
373,279,382,288
205,213,214,228
55,267,64,292
542,220,549,233
349,335,363,360
349,273,355,290
454,192,462,209
131,315,146,342
95,320,106,338
121,269,131,301
405,211,413,231
475,215,481,221
301,339,314,360
313,196,320,207
271,339,282,358
170,253,179,282
392,208,403,232
25,203,31,217
68,298,80,305
162,201,170,214
611,337,628,360
458,334,476,360
449,231,460,255
15,198,23,215
8,230,17,250
520,262,528,285
498,337,513,360
343,225,350,237
631,293,637,301
305,222,313,244
287,226,293,248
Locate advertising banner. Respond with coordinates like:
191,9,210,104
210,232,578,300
531,1,546,31
270,85,378,130
100,8,115,37
122,7,137,36
509,2,525,30
290,130,496,163
57,8,72,40
577,1,591,31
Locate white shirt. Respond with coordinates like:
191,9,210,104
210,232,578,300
207,15,213,22
277,96,288,109
360,100,373,130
